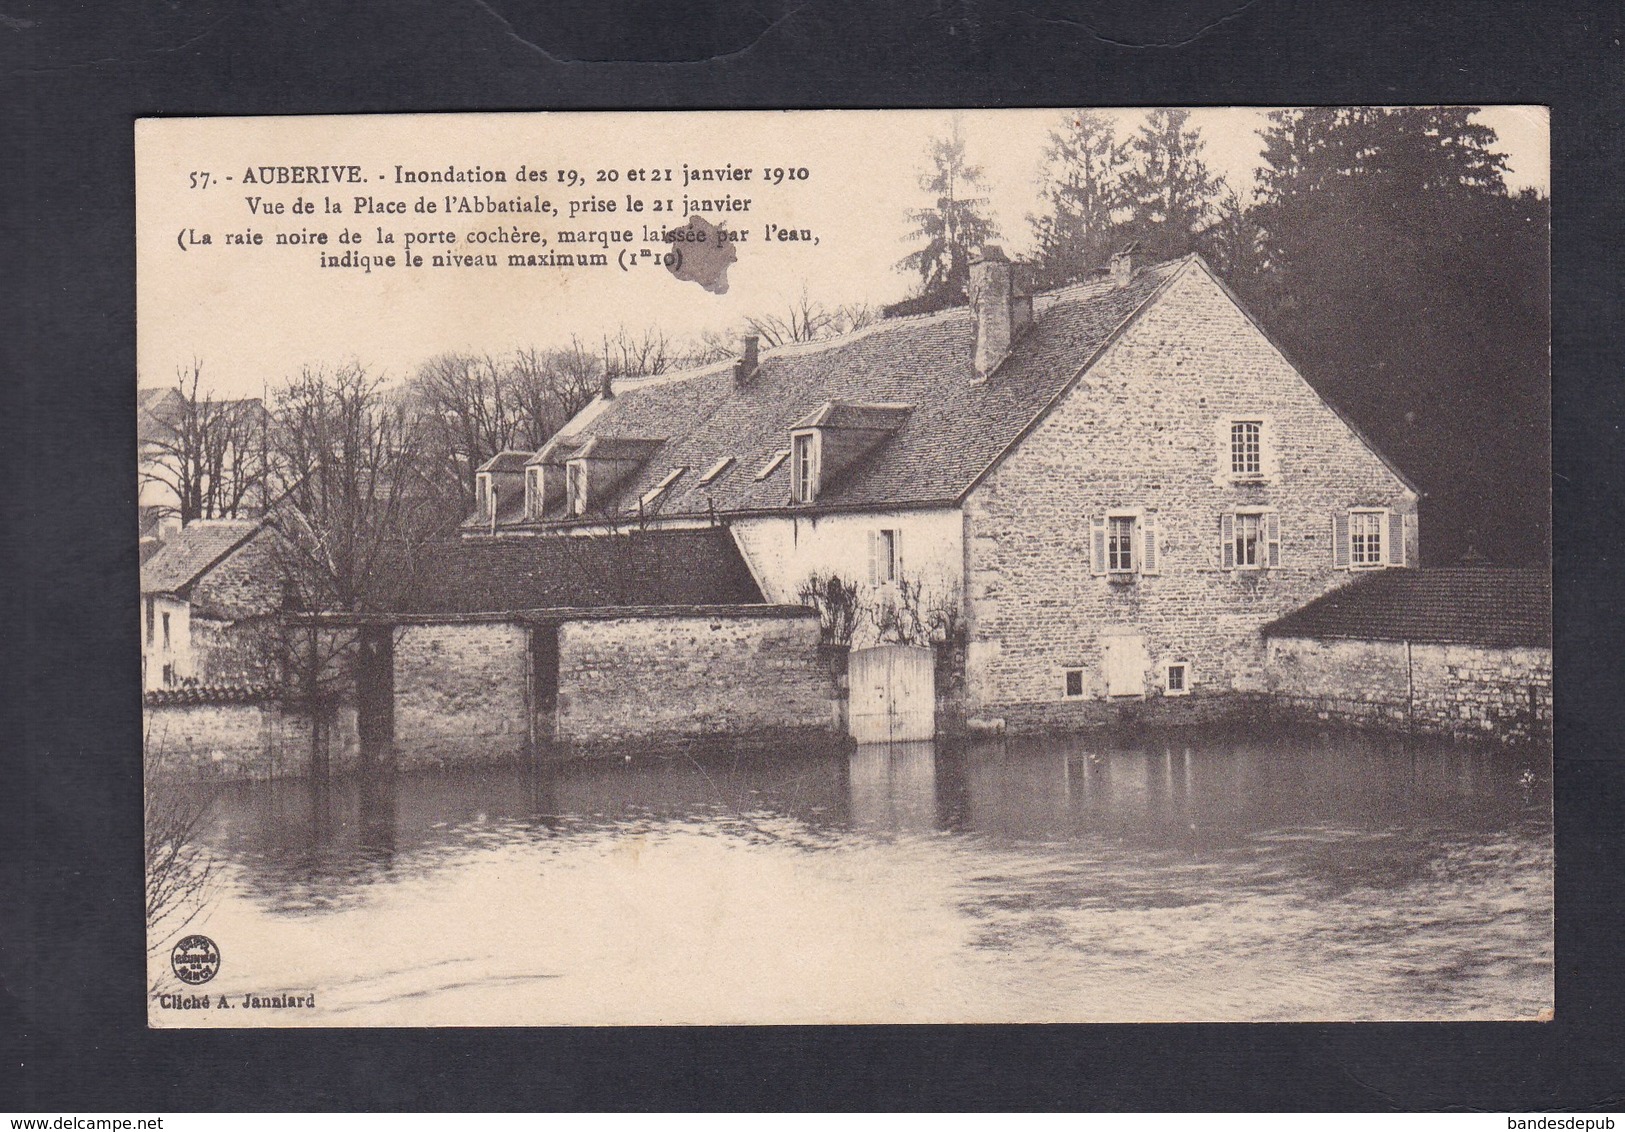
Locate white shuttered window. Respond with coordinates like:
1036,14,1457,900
1336,509,1406,569
1221,509,1280,570
868,528,900,586
1091,511,1156,577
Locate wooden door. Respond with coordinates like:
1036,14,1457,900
848,644,936,743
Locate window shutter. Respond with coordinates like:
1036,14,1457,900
1387,510,1405,566
1141,513,1159,575
1333,513,1350,569
1215,418,1230,478
1090,515,1106,576
867,531,878,586
1266,512,1281,568
1220,512,1235,570
893,529,903,579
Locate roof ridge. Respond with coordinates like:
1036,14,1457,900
1034,255,1190,310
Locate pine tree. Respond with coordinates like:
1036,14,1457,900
1119,108,1224,261
897,118,999,303
1245,107,1543,565
1028,110,1130,289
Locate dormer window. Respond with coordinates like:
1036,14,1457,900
639,467,685,510
699,456,734,485
755,448,790,481
791,430,820,503
566,461,586,516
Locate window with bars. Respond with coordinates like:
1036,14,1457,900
791,432,819,503
1235,512,1262,567
1231,420,1262,476
1090,511,1159,578
1164,662,1190,696
1350,510,1384,566
1107,516,1136,572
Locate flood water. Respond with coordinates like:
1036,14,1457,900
150,727,1552,1025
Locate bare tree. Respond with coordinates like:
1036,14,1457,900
798,572,862,647
743,285,879,348
268,361,441,616
141,360,269,526
506,340,602,447
600,326,673,381
864,575,964,649
407,351,523,517
262,363,444,772
144,739,220,964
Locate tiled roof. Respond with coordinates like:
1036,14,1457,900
791,401,916,432
1264,568,1551,648
137,387,185,446
577,435,667,461
526,438,581,466
476,450,534,474
523,258,1184,522
140,520,262,595
397,528,765,615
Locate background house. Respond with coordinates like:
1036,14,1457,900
137,386,188,542
139,519,282,690
454,249,1419,731
137,384,269,552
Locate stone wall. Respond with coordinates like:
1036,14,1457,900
963,260,1418,730
192,615,281,686
1264,636,1552,744
392,621,532,769
554,610,841,753
144,699,360,781
192,530,282,619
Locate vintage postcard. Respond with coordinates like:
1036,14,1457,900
138,108,1551,1026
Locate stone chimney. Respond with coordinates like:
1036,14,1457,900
970,246,1033,380
733,334,760,386
969,246,1011,379
1110,242,1141,288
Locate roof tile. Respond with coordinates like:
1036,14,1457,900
1264,569,1551,648
399,528,764,615
510,259,1182,523
140,520,262,595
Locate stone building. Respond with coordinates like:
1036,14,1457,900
324,528,841,766
139,519,282,690
1263,567,1552,743
456,249,1420,732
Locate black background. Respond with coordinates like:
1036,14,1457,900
5,0,1623,1111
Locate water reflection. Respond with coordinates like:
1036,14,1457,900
849,741,938,831
173,726,1551,1023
